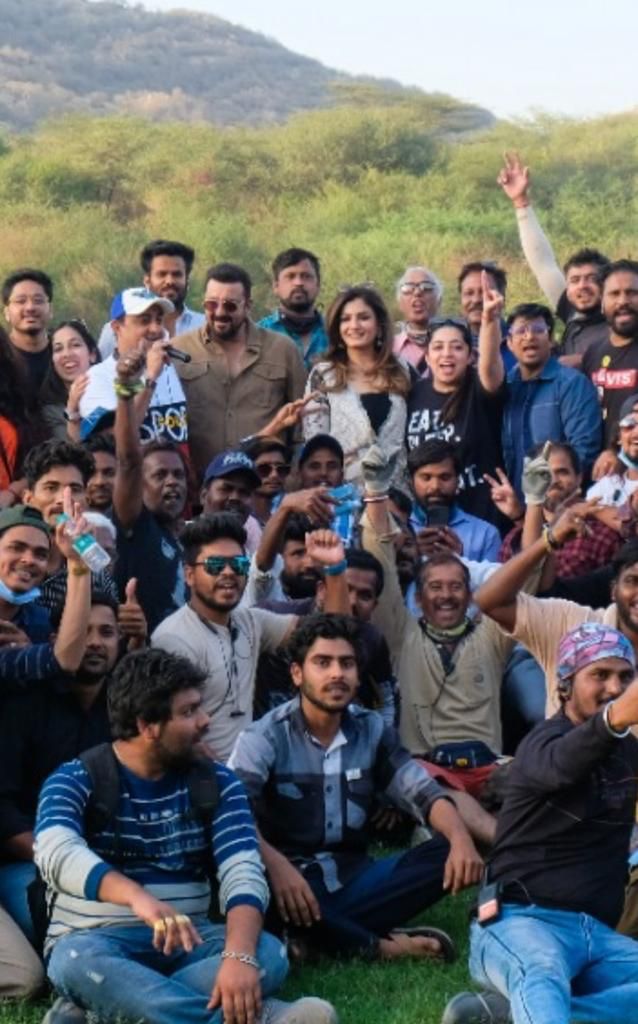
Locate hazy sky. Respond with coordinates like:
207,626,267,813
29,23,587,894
138,0,637,119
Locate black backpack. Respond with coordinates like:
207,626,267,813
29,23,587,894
28,743,220,954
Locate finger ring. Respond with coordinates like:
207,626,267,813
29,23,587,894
153,920,167,932
175,914,191,925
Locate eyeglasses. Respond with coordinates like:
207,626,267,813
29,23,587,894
194,555,251,576
255,462,291,480
400,282,436,296
204,298,242,314
619,416,638,430
509,322,549,338
9,295,49,306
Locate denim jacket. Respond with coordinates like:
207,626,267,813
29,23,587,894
503,357,602,495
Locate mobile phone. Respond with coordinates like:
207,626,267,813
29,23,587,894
477,881,502,925
426,505,450,528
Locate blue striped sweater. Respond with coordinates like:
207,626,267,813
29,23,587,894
34,755,268,951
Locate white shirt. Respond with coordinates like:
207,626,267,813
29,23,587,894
586,473,638,507
151,603,295,761
79,356,188,444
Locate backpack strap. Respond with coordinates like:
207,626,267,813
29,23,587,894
78,743,122,850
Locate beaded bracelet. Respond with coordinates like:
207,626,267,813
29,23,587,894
221,950,260,970
114,380,145,400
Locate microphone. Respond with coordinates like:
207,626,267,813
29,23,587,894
165,345,192,364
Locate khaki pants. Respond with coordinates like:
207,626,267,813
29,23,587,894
0,904,43,999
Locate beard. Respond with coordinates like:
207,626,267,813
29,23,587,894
192,582,242,614
281,292,314,314
280,569,321,600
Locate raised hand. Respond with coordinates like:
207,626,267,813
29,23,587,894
305,528,345,568
55,485,91,566
484,468,524,522
66,372,90,415
551,497,601,546
522,441,552,506
481,269,505,323
281,486,335,525
118,578,147,650
497,151,530,207
260,393,322,436
116,344,146,384
361,443,398,496
145,338,172,384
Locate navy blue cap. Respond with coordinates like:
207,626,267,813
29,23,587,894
203,450,260,488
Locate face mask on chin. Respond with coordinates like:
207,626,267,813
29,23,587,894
0,578,41,605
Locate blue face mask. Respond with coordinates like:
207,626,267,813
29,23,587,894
0,578,41,606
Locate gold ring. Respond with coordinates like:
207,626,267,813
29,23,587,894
175,914,191,925
153,920,167,932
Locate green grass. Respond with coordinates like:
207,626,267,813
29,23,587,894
0,891,475,1024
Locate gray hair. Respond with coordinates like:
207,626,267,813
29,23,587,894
396,265,444,305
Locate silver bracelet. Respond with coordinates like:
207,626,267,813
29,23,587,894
221,950,260,970
603,701,631,739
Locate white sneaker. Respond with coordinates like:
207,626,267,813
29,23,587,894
262,997,338,1024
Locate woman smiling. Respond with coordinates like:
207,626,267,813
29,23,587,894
303,285,411,490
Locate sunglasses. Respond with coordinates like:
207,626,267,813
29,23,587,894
619,416,638,429
256,462,291,480
194,555,251,577
204,298,242,314
400,281,437,295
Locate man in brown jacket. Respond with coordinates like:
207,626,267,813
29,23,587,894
174,262,306,479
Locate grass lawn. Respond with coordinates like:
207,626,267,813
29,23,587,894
0,890,476,1024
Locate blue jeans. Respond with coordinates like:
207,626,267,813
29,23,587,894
470,904,638,1024
0,861,36,944
48,919,288,1024
284,836,449,959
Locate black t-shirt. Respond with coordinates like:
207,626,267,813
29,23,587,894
406,373,505,525
556,291,609,358
488,711,638,928
582,335,638,446
14,346,51,400
114,505,186,635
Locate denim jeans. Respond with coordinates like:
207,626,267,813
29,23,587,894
47,919,288,1024
278,835,449,959
0,861,37,944
470,903,638,1024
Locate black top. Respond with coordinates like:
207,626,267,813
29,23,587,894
360,392,391,435
406,373,505,526
13,346,51,401
556,291,609,358
0,679,111,844
488,710,638,928
114,505,186,635
582,335,638,447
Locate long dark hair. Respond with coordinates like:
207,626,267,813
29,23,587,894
324,285,410,396
426,318,474,424
39,319,100,406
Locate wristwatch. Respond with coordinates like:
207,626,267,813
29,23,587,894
64,408,81,422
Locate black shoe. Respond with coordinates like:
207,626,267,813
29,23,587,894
441,990,511,1024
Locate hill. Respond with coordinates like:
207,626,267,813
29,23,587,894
0,0,494,131
0,100,634,331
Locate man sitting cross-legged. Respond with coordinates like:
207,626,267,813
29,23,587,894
35,647,337,1024
229,613,483,963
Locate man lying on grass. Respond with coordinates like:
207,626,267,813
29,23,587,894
229,613,483,962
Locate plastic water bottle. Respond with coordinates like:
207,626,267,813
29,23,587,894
57,514,111,573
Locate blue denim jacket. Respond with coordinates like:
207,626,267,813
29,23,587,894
503,357,602,495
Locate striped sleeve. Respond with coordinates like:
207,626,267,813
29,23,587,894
34,759,110,899
213,764,269,915
0,642,61,687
